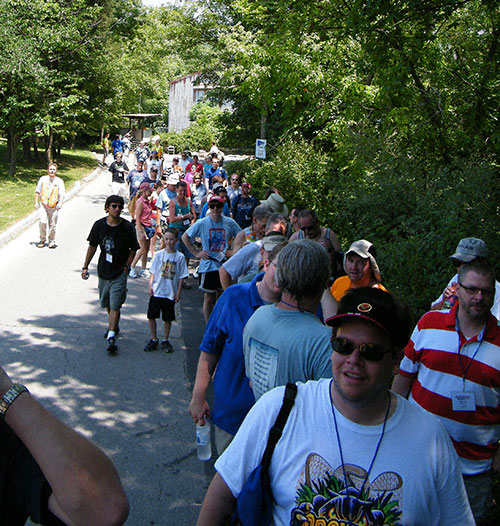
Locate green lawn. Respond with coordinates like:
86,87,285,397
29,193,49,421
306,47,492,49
0,139,98,232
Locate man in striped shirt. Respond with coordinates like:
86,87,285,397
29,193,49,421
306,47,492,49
393,259,500,524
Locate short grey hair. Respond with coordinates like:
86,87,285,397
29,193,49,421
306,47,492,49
275,239,330,301
253,205,270,222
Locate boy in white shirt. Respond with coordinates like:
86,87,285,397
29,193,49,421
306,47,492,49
144,228,188,352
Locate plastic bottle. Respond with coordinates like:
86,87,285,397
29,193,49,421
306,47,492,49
442,283,457,309
196,423,212,461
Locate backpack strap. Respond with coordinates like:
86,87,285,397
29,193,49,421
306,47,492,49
260,383,298,501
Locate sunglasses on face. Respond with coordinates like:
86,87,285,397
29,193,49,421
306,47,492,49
110,204,123,209
209,203,223,209
330,336,391,362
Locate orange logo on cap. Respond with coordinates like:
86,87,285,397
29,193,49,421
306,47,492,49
357,303,372,313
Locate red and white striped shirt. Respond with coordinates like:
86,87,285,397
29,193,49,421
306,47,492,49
399,304,500,475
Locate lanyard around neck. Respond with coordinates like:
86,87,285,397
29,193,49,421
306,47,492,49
331,388,391,526
456,317,485,385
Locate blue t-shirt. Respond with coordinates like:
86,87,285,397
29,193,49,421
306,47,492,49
184,215,241,273
126,169,146,198
243,304,333,401
111,139,123,153
204,167,227,189
201,273,266,435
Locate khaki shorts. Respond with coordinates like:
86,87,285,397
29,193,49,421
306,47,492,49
98,272,127,310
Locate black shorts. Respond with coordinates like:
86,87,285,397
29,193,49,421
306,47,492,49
147,296,175,321
199,270,222,293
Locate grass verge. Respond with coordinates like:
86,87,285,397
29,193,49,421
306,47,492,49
0,139,98,232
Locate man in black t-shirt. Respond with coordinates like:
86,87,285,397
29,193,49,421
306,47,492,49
108,152,129,200
82,195,139,353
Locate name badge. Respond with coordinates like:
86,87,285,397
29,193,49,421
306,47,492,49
106,253,113,263
183,218,190,226
451,391,475,411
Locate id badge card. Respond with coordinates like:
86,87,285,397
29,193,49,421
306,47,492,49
183,218,190,226
451,391,475,411
214,252,226,262
106,253,113,263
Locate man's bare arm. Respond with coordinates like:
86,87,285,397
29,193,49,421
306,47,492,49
197,472,236,526
0,367,128,525
188,352,219,425
219,267,233,291
391,374,414,398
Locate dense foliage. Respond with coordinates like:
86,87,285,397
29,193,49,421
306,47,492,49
0,0,498,322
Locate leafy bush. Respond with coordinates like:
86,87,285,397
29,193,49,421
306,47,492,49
235,137,499,322
160,101,223,154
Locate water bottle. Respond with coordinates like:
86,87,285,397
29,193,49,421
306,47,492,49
442,283,457,309
196,423,212,461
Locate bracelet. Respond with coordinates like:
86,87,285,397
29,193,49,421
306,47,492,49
0,384,29,419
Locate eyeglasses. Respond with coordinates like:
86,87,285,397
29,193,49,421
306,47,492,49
209,203,223,209
458,282,495,297
330,337,391,362
110,204,123,209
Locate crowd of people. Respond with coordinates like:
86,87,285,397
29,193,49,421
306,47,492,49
23,136,499,525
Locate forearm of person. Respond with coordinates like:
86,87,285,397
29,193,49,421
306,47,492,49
182,234,198,257
320,288,338,320
189,352,219,424
82,245,97,273
197,473,236,526
125,250,136,268
1,376,128,525
391,374,414,398
219,267,233,291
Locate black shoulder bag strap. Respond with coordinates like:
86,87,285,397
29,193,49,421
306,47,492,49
260,383,298,503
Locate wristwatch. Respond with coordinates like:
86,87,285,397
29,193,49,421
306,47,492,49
0,383,29,419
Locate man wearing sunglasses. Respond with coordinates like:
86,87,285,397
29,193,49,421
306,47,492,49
393,259,499,524
82,195,139,353
198,286,473,525
290,209,341,251
182,195,241,323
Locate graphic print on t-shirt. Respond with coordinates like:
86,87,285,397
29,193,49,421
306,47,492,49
208,228,225,253
103,236,114,255
291,453,403,525
246,338,278,400
161,260,177,280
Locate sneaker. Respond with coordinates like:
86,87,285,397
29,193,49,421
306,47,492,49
129,268,138,278
144,339,159,352
141,269,150,278
48,242,56,249
37,242,45,248
161,340,173,353
106,337,117,353
192,266,199,279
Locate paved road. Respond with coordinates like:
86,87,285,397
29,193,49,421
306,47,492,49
0,163,215,525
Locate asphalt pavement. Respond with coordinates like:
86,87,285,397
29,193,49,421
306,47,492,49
0,159,215,525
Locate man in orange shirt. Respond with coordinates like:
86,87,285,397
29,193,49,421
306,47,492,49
330,239,387,300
